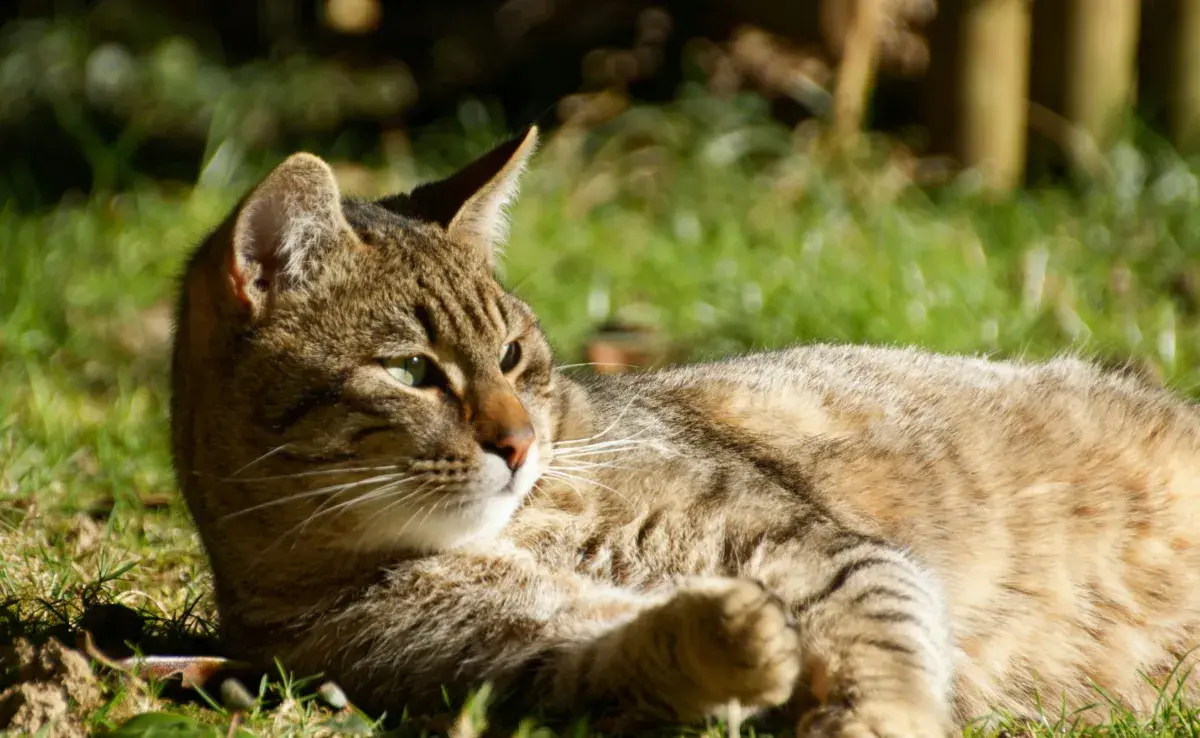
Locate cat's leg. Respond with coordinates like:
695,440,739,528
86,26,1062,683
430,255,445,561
770,533,956,738
290,552,800,725
560,575,801,723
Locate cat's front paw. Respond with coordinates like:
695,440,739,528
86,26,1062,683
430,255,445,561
665,577,801,714
799,700,953,738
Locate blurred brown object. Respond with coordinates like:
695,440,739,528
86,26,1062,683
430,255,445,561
583,321,667,374
821,0,937,77
960,0,1033,192
726,26,832,113
1063,0,1141,153
829,0,887,148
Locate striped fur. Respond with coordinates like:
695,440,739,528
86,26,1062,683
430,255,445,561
172,135,1200,735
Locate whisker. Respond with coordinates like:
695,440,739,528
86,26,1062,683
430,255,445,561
228,443,293,478
372,478,441,521
552,444,660,461
552,436,652,452
220,464,404,484
220,472,404,521
555,361,640,371
541,469,629,502
298,474,425,534
551,391,647,447
271,475,430,555
538,473,584,504
386,485,449,544
551,460,642,473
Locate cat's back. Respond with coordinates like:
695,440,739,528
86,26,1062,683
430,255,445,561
589,342,1194,454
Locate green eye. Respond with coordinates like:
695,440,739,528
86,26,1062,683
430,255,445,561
383,356,430,387
499,341,521,372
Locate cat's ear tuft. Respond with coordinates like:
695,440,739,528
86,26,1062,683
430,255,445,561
228,152,350,316
401,126,538,265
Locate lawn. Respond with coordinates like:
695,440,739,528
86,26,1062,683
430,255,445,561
5,90,1200,735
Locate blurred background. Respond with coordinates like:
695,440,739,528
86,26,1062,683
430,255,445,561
4,0,1199,207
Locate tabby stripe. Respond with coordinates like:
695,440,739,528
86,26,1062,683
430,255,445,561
849,585,917,607
634,509,664,550
796,556,897,613
272,372,348,432
348,425,393,444
428,290,466,337
859,608,923,627
824,533,891,559
413,304,437,344
850,636,919,657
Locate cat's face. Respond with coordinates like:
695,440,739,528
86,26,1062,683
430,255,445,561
174,129,557,554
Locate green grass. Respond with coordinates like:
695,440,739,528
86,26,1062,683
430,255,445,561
5,90,1200,735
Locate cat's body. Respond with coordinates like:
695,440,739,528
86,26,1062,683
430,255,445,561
172,129,1200,735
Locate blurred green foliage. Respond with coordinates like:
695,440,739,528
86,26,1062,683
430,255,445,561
0,1,416,205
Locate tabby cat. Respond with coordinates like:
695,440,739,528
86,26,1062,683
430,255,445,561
172,127,1200,736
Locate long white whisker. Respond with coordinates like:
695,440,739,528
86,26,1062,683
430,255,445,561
221,464,404,483
552,437,653,453
539,473,584,504
386,485,448,543
372,478,440,521
552,445,661,461
221,472,403,521
552,391,646,447
271,475,430,555
298,474,424,534
555,361,640,371
552,460,642,473
541,469,628,502
554,432,657,451
228,443,293,478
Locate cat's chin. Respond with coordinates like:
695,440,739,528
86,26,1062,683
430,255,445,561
351,444,543,555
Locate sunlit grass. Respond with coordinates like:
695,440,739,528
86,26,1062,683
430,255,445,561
4,91,1200,734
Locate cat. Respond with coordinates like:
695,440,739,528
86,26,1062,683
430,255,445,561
171,126,1200,736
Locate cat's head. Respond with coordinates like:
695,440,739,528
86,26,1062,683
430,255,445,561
172,128,562,562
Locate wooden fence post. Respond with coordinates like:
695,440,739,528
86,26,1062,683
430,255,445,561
832,0,886,149
1173,0,1200,152
1064,0,1141,150
960,0,1033,191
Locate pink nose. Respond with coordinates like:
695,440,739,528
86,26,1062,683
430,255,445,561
477,424,535,471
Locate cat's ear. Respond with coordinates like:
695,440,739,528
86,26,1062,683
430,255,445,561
227,153,351,317
396,126,538,265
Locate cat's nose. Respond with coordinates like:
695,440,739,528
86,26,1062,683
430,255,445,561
471,389,536,472
479,424,535,472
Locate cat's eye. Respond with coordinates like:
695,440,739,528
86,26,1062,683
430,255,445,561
499,341,522,372
382,355,430,387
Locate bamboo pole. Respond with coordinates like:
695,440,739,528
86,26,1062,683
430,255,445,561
960,0,1033,191
832,0,886,149
1064,0,1141,150
1173,0,1200,152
